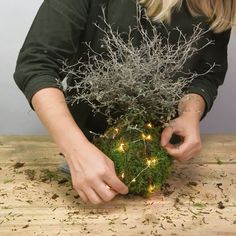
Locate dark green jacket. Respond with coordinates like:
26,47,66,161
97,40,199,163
14,0,231,137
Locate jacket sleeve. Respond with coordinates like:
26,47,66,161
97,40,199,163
185,29,231,119
13,0,89,107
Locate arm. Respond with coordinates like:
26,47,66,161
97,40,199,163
14,0,90,103
161,29,231,161
32,88,128,204
14,0,128,204
185,29,231,119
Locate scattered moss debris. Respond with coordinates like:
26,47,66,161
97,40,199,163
24,169,36,181
40,169,57,182
217,201,225,209
193,202,206,208
187,181,198,187
3,179,14,184
160,183,174,196
39,169,70,185
13,162,25,169
51,194,59,200
216,158,223,165
22,225,29,229
108,220,115,225
216,183,224,192
58,178,69,185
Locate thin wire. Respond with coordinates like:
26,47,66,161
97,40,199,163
128,165,150,186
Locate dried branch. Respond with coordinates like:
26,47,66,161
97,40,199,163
59,5,214,127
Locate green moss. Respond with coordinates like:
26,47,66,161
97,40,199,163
216,158,223,165
40,169,70,185
40,169,58,182
24,169,36,181
93,120,172,197
3,179,14,184
193,202,207,208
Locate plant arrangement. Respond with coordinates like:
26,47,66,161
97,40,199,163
60,6,212,196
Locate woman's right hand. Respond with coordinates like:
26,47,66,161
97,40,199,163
62,138,129,204
32,88,128,204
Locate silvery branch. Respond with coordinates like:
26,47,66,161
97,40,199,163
59,5,214,127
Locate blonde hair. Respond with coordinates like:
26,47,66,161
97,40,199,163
139,0,236,33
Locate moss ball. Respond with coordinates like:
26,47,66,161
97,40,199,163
93,121,173,197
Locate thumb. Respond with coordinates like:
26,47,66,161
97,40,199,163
104,173,129,195
105,158,129,195
161,125,174,147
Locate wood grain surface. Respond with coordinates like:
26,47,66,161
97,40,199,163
0,135,235,236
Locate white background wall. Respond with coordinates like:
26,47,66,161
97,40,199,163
0,0,235,135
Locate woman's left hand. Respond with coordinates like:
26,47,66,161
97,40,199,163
160,112,202,161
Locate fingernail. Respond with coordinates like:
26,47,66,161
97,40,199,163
161,142,167,147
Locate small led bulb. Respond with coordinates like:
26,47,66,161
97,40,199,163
118,143,125,152
148,184,156,193
121,173,125,179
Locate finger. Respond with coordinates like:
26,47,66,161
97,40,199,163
178,143,200,161
76,189,89,203
104,173,128,195
164,144,184,160
84,187,103,205
179,135,201,154
93,181,117,202
165,138,198,161
161,125,175,147
106,159,117,174
103,158,129,195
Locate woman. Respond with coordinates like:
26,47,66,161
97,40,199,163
14,0,235,204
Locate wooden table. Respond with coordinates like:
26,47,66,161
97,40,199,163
0,135,235,236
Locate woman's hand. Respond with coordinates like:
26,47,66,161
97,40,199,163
63,138,129,204
161,93,205,161
160,112,202,161
32,88,128,205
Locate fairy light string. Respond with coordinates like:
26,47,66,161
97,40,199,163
91,120,173,196
114,123,159,192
